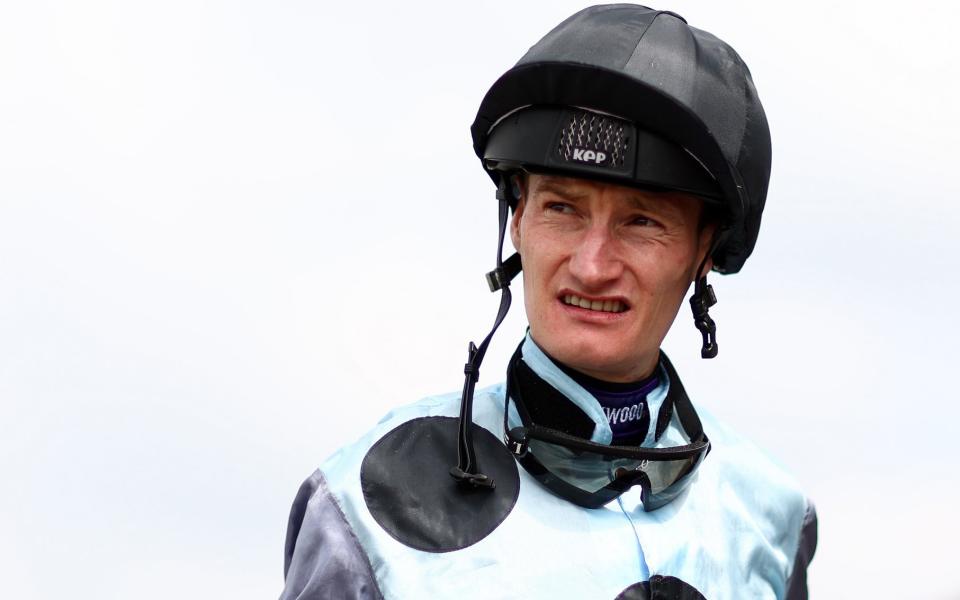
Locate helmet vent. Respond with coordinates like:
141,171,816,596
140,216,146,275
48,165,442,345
557,110,630,168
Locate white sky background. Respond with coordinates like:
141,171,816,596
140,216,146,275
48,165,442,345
1,0,957,597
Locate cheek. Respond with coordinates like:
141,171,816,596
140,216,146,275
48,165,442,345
521,240,557,301
519,222,562,276
629,247,697,305
518,231,567,323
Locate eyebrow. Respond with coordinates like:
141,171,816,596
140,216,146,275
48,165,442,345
532,177,695,222
624,192,688,220
533,180,591,200
625,195,660,211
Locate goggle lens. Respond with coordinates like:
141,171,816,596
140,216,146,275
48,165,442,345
512,427,708,509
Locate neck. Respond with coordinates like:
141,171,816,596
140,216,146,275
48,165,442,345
537,344,660,384
556,359,660,392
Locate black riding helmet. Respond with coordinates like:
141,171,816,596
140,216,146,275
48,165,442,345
472,4,772,275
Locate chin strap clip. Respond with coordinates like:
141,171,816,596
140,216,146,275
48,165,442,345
690,277,718,359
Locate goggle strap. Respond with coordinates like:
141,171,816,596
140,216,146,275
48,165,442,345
658,354,705,442
653,383,675,442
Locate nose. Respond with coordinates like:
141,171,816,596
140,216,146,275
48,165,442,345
567,223,623,289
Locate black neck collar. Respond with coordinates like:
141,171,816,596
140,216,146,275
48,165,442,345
506,340,704,446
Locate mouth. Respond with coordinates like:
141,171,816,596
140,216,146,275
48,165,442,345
561,293,628,314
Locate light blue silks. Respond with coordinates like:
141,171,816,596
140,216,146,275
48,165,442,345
298,377,812,599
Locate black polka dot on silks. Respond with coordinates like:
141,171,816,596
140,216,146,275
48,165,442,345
360,416,520,553
615,576,707,600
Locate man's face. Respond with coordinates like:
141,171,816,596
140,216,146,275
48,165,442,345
510,173,713,382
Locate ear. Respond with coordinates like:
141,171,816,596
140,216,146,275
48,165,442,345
510,194,525,252
698,253,714,279
695,222,716,279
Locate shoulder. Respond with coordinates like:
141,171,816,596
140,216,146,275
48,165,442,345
279,389,464,600
280,384,511,599
281,469,383,600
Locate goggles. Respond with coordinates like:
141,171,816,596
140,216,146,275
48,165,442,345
503,344,710,510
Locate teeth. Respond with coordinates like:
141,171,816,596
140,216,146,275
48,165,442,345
563,294,626,313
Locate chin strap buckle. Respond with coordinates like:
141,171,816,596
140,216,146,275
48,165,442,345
485,253,522,292
690,281,718,359
463,342,479,379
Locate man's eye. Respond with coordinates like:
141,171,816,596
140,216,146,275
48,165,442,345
546,202,575,214
629,215,657,227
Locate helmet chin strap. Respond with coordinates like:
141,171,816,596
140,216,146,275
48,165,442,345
690,233,723,359
450,176,521,490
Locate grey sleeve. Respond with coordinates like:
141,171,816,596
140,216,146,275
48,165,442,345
784,500,818,600
280,470,383,600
